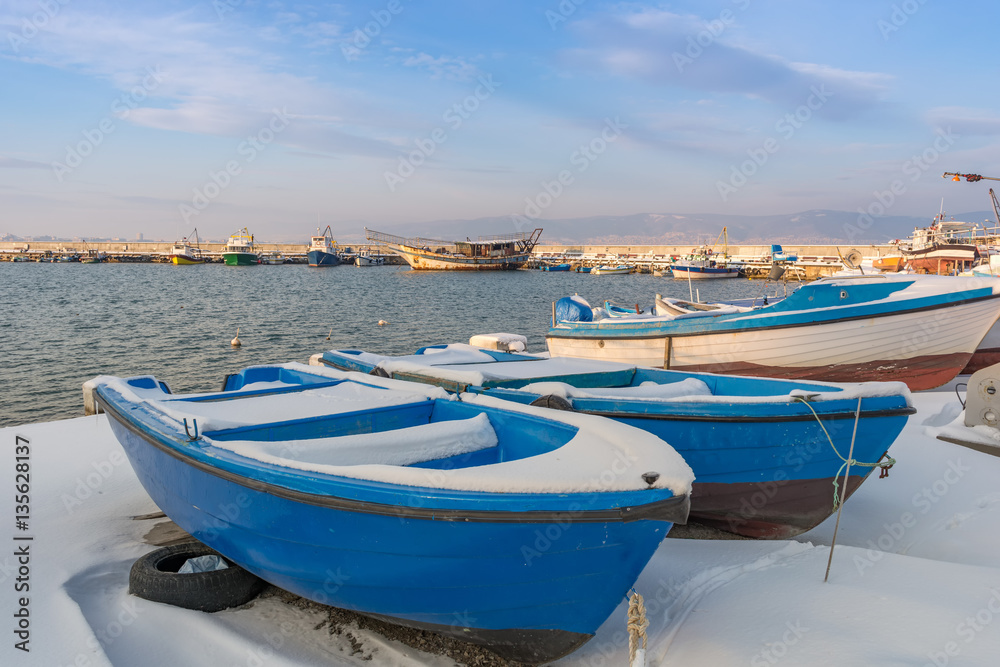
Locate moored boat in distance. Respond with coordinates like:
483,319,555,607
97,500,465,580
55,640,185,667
85,363,691,663
670,226,741,279
168,228,204,265
366,227,542,270
354,249,385,266
591,264,633,275
308,226,341,267
314,343,913,539
900,212,981,275
546,274,1000,391
222,228,259,266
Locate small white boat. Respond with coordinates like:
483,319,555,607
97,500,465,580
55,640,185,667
355,250,385,266
591,264,633,275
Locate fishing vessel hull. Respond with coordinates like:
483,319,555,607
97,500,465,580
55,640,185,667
308,250,341,267
170,254,203,265
223,252,259,266
670,265,740,279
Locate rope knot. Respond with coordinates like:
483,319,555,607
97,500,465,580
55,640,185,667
627,589,648,666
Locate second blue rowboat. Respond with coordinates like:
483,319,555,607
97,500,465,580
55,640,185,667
86,364,691,663
315,345,914,539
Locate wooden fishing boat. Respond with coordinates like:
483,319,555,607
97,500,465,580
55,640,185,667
545,274,1000,391
85,364,691,663
365,228,542,271
314,344,913,539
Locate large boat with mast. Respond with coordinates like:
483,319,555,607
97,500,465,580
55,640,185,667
364,228,543,270
167,229,204,265
307,226,341,267
669,226,741,279
222,228,259,266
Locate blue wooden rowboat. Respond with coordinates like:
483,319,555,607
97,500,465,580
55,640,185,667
314,345,915,539
86,365,691,663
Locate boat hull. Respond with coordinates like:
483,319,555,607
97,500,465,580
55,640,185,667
586,404,901,538
903,244,978,275
170,255,203,265
386,242,531,270
547,290,1000,391
316,349,912,539
98,390,680,664
223,252,259,266
670,265,740,279
308,250,341,267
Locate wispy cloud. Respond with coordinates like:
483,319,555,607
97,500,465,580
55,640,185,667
1,6,399,158
926,107,1000,135
401,52,480,81
560,8,892,121
0,156,49,169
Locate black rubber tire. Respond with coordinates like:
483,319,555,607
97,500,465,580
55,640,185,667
529,394,574,411
129,542,265,612
368,366,391,378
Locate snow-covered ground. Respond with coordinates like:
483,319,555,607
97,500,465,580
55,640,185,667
3,390,1000,666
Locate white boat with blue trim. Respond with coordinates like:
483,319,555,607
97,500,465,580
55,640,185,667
546,274,1000,391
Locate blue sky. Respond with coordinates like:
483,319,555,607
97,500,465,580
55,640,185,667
2,0,999,241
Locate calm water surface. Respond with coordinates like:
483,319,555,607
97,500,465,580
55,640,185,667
1,263,784,427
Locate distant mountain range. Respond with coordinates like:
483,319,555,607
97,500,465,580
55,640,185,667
6,208,998,246
334,209,1000,246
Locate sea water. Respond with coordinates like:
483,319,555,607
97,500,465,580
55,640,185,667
0,262,785,427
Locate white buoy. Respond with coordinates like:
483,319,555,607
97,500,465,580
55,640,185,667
231,327,241,347
377,320,388,326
